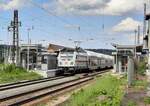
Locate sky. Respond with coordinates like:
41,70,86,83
0,0,150,49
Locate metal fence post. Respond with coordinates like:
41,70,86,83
127,56,134,86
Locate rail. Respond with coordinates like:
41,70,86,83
0,70,110,106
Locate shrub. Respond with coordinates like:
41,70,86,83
0,64,42,84
144,97,150,104
137,61,146,76
127,101,137,106
65,75,125,106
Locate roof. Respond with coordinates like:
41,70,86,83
86,50,113,59
47,43,74,53
60,47,86,53
48,43,65,52
20,44,45,51
112,43,143,52
112,44,142,49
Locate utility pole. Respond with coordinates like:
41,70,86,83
26,26,34,71
137,26,140,45
143,4,147,37
134,29,137,58
8,10,21,66
146,11,150,73
27,28,31,71
143,4,149,50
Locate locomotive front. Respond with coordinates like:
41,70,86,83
57,48,76,74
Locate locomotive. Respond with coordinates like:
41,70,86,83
57,47,113,74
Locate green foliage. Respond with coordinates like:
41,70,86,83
132,79,148,89
144,97,150,104
127,101,137,106
65,75,125,106
0,64,42,84
137,60,146,76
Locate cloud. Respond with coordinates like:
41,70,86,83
0,0,28,10
2,0,148,15
103,0,147,15
53,0,148,16
112,17,142,32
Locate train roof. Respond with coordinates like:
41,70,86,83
86,50,103,57
86,50,113,59
60,47,87,53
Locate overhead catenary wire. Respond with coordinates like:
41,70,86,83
29,0,106,32
28,0,73,26
2,1,115,47
27,0,84,42
26,0,111,44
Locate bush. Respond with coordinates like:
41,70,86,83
137,61,146,76
144,97,150,104
127,101,137,106
65,75,125,106
0,64,42,84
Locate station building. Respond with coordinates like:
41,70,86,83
19,43,72,73
112,44,143,74
0,44,12,63
20,44,44,69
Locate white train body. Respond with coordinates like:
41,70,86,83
58,48,113,74
86,50,113,70
58,48,88,73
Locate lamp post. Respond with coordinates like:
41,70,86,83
134,29,137,58
0,40,3,63
27,28,31,71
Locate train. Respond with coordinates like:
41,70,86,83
57,47,113,74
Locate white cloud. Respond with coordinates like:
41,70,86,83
53,0,148,16
112,17,142,32
104,0,144,15
2,0,148,15
0,0,28,10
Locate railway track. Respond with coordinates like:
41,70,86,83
0,70,109,106
0,76,65,91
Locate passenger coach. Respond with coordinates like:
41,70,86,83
57,48,88,74
58,48,113,74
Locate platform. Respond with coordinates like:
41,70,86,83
33,69,62,78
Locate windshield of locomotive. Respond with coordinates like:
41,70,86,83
60,51,74,59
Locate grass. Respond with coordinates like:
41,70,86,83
0,64,42,84
64,75,126,106
132,79,148,90
127,101,137,106
132,59,148,90
137,60,146,76
144,97,150,104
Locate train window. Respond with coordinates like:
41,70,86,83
76,55,87,60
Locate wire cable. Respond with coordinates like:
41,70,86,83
28,0,73,26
